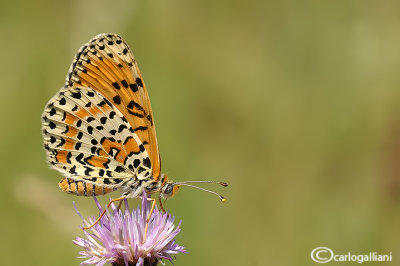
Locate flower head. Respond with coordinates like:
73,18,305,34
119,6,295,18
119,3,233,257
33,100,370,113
73,192,186,266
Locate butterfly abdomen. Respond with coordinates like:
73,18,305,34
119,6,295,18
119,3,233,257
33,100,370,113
59,178,115,196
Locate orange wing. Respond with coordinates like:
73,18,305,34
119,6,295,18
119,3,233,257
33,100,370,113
65,33,161,181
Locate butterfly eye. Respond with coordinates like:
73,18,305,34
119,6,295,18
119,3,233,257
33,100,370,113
164,184,173,194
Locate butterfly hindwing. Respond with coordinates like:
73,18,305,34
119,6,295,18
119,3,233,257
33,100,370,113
42,86,153,195
65,33,161,181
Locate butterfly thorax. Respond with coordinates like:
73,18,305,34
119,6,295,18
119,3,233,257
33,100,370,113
121,173,168,198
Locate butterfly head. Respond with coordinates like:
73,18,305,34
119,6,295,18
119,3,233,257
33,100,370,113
160,182,181,199
158,174,180,200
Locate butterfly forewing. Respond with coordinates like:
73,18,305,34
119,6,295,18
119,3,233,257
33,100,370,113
65,33,161,181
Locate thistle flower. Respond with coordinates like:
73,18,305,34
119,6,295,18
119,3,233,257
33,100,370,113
73,192,186,266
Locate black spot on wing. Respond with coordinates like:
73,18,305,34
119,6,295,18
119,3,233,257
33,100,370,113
66,152,72,164
71,91,81,99
103,159,111,169
118,124,128,133
123,136,133,145
56,138,65,147
84,167,94,176
75,142,82,150
112,82,120,89
130,126,148,133
69,165,77,175
62,126,70,134
109,111,116,119
146,114,153,125
76,153,84,164
143,157,151,168
115,166,125,173
136,78,143,87
127,100,144,111
139,144,145,152
103,97,113,107
121,80,128,88
137,167,146,174
133,159,140,168
127,110,144,118
130,83,138,92
49,121,56,129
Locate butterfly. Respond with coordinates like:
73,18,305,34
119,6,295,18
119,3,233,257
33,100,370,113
41,33,227,229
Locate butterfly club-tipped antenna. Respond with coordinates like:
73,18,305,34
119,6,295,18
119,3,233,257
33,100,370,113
159,179,228,212
176,180,228,202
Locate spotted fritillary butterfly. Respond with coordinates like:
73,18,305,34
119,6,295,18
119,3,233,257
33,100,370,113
41,34,227,216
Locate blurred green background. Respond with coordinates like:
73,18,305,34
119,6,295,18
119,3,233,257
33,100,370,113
1,0,400,265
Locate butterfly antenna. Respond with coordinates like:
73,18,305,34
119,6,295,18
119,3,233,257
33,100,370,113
175,180,228,187
176,183,227,203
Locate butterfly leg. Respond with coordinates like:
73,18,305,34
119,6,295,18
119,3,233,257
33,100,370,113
159,196,166,212
117,199,123,210
83,195,127,230
143,197,157,243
